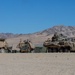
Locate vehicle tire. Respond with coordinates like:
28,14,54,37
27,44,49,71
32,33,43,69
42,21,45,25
48,48,52,53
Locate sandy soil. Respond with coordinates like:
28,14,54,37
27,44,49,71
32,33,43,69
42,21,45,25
0,53,75,75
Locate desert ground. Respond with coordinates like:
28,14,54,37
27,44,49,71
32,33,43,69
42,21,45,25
0,53,75,75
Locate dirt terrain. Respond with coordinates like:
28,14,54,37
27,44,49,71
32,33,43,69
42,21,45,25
0,53,75,75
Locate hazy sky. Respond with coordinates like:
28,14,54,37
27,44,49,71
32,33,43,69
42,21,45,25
0,0,75,34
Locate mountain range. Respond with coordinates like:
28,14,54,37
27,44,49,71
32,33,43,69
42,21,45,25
36,25,75,37
1,25,75,38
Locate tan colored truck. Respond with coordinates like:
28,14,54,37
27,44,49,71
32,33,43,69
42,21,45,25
17,39,35,53
0,38,12,53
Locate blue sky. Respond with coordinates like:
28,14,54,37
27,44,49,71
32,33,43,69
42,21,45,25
0,0,75,34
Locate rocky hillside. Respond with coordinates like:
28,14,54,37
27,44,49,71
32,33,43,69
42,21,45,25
36,25,75,37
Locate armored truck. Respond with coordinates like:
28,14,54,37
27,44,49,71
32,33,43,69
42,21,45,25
17,39,35,53
0,38,12,53
43,33,73,52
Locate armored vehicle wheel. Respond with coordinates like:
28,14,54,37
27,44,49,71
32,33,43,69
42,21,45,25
47,48,52,53
48,48,55,53
64,48,69,52
53,48,59,52
52,48,56,52
59,49,63,52
12,50,17,53
59,47,65,52
8,50,11,53
20,50,25,53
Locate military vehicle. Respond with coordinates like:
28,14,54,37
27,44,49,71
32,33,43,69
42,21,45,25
43,33,72,52
17,39,35,53
0,38,12,53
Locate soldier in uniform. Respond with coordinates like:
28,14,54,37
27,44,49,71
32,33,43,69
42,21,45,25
52,32,59,42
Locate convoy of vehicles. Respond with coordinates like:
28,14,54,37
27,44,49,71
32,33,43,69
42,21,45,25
0,33,75,53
